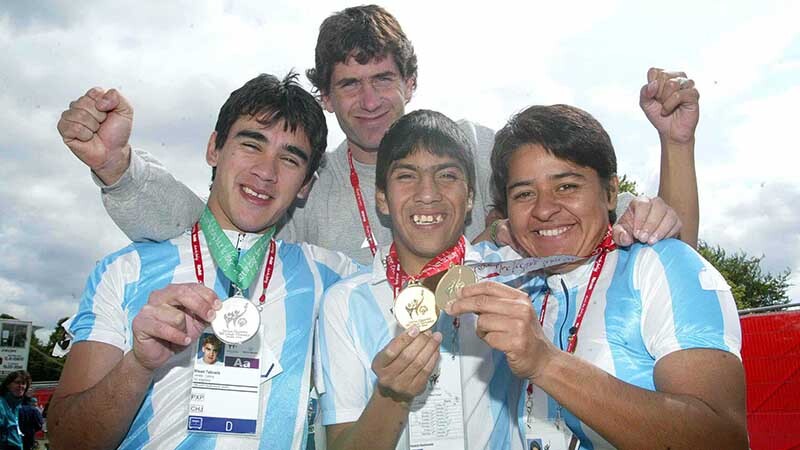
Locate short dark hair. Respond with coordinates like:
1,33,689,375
202,334,222,351
307,5,418,96
213,72,327,183
491,104,618,219
376,109,475,196
0,370,31,396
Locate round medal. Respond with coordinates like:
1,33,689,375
211,296,261,345
394,283,438,332
435,265,476,310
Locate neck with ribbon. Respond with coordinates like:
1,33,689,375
198,207,275,294
385,236,467,298
538,225,616,353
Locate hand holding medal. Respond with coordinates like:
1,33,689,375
131,283,222,371
371,325,443,403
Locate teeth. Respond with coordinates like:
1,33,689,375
243,186,271,200
537,226,570,237
412,214,444,225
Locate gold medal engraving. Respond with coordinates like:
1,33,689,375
394,283,438,332
435,265,476,310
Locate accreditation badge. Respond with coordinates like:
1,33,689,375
408,319,465,450
188,327,263,436
434,265,476,311
525,381,573,450
394,282,438,332
211,295,261,344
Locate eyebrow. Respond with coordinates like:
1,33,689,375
507,171,586,190
391,162,465,173
235,129,309,163
335,70,397,88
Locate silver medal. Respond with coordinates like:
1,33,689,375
211,296,261,345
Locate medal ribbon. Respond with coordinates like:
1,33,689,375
347,148,379,256
528,226,616,408
199,207,274,290
192,214,277,304
386,236,467,298
538,226,616,353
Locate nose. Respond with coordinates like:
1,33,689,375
531,190,560,221
414,173,442,204
251,152,279,183
359,83,381,112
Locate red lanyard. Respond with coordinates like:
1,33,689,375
529,228,615,397
191,223,277,304
385,236,467,298
538,227,616,354
347,149,378,256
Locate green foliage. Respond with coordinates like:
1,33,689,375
698,241,791,310
618,174,640,196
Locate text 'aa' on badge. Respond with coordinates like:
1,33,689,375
211,296,261,345
394,283,438,332
435,265,476,311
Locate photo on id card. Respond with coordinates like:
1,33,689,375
187,330,262,435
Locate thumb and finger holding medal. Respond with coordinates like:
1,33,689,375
373,327,443,398
133,283,224,354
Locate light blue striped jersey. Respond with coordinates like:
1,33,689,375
69,228,360,450
317,239,527,450
519,239,742,449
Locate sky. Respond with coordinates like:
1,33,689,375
1,0,799,340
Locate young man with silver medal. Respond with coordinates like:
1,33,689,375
48,73,359,450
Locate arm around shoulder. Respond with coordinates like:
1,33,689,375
100,148,205,242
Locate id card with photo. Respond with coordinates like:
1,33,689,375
408,342,465,450
187,330,262,435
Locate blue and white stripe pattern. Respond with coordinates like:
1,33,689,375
317,239,526,450
69,229,359,450
520,239,742,449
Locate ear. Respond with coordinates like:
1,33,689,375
403,75,416,104
466,191,474,212
606,175,619,211
321,92,335,113
206,131,220,167
376,189,390,216
296,176,314,200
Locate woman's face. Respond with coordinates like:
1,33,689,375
7,376,27,398
505,144,616,259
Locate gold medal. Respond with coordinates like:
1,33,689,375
435,265,476,311
394,282,438,332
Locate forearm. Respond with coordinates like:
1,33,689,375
48,352,154,450
534,352,747,450
328,390,411,450
98,148,205,242
93,144,132,186
657,137,698,247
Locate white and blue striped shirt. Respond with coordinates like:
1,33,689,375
520,239,742,449
317,239,526,450
69,229,359,450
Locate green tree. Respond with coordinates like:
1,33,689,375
697,241,791,310
618,174,640,196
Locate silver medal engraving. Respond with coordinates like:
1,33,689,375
211,296,261,344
